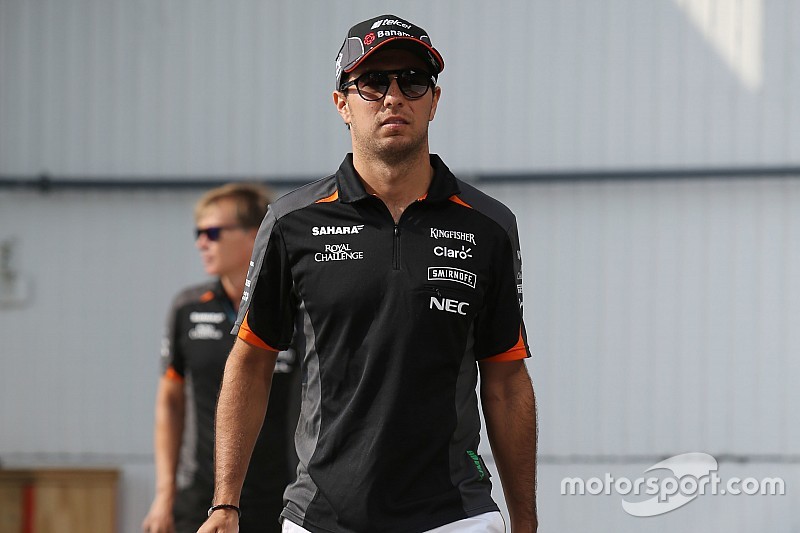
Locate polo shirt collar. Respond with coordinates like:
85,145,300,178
335,153,461,204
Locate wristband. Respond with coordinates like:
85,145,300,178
207,504,241,518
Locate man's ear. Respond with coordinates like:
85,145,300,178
333,91,351,125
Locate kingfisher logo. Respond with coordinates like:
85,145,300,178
430,228,476,245
312,225,364,236
370,18,412,30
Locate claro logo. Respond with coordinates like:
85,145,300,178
430,296,469,315
434,245,472,260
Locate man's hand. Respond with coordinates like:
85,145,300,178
141,495,175,533
146,375,184,533
196,508,240,533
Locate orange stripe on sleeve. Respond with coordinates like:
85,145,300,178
237,310,281,352
164,366,184,383
316,190,339,203
482,328,529,362
448,194,473,209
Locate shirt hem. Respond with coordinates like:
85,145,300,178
280,503,501,533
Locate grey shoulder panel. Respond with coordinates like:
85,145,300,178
270,175,338,220
457,180,519,241
232,208,277,334
170,280,218,310
232,175,338,334
454,179,525,312
453,178,518,237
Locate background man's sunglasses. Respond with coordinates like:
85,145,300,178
195,225,246,241
340,69,436,101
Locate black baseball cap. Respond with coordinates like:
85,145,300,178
335,14,445,89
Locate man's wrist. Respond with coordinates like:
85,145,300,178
207,503,241,519
153,485,176,502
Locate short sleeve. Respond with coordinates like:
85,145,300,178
161,297,184,379
233,209,297,351
473,224,530,361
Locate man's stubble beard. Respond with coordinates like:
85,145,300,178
351,120,430,166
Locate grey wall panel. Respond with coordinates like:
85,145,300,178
1,176,797,531
2,0,800,178
0,190,203,456
482,177,800,458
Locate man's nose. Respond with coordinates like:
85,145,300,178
383,77,405,104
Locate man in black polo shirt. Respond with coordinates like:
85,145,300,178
200,15,537,533
142,184,298,533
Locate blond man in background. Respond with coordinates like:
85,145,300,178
143,183,298,533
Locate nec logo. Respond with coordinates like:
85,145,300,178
312,225,364,236
370,18,412,30
430,296,469,316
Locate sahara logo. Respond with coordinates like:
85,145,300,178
312,225,364,236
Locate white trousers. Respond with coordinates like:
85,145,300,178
281,511,506,533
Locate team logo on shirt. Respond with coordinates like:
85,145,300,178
517,249,524,308
427,267,477,289
189,312,225,324
429,296,469,315
188,323,223,340
430,227,476,245
312,225,364,236
314,243,365,262
433,245,473,260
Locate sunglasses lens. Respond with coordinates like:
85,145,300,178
356,70,431,101
398,71,431,98
196,227,222,241
357,72,391,101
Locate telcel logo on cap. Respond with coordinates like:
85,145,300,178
370,18,412,30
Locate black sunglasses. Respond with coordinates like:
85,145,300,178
195,225,246,241
340,69,436,101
